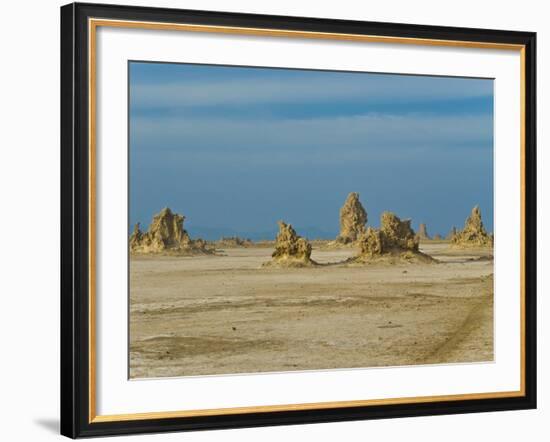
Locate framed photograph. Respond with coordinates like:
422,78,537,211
60,2,536,438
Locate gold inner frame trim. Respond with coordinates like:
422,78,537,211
88,18,527,424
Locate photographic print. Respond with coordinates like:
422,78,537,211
128,62,495,379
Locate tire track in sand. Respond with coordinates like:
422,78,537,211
420,292,494,364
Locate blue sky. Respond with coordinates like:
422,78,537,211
129,62,494,240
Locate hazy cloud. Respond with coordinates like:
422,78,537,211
131,112,493,166
131,74,493,110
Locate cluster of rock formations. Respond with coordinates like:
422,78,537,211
263,193,434,266
216,236,253,248
131,198,493,264
451,206,493,248
263,221,316,267
129,207,211,255
336,192,367,244
353,212,433,263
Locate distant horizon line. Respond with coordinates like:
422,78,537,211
128,222,483,242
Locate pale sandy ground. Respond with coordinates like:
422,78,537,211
129,243,493,378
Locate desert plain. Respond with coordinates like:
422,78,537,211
129,242,493,378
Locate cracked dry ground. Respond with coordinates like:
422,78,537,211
129,244,493,378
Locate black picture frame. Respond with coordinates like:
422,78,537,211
61,2,537,438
